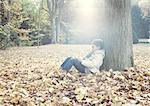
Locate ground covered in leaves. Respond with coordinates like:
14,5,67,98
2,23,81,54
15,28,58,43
0,44,150,106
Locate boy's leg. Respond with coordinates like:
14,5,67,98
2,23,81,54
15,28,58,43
61,57,74,71
61,57,85,73
72,58,86,73
61,57,72,68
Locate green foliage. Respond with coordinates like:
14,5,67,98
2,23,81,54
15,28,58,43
0,0,54,49
0,27,10,49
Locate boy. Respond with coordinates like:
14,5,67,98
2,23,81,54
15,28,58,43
60,39,105,73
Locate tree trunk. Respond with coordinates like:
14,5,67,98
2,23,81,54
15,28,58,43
7,0,13,22
47,0,57,44
51,19,56,43
0,0,6,25
55,16,60,43
131,4,142,44
0,0,13,25
103,0,134,70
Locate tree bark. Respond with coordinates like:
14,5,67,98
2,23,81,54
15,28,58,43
103,0,134,70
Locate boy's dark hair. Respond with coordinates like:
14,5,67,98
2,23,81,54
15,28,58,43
91,39,104,50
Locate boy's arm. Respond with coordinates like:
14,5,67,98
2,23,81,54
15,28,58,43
81,53,104,68
82,51,93,60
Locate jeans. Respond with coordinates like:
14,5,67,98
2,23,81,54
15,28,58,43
61,57,86,73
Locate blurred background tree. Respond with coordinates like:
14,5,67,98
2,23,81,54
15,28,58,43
0,0,150,49
131,0,150,44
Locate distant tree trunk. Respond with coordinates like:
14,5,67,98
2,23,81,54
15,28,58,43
0,0,6,25
0,0,13,25
7,0,13,22
103,0,134,70
47,0,58,44
131,4,142,44
47,0,66,44
51,18,56,43
55,16,60,43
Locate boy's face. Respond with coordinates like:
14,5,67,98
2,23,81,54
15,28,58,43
92,44,98,50
92,44,101,51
